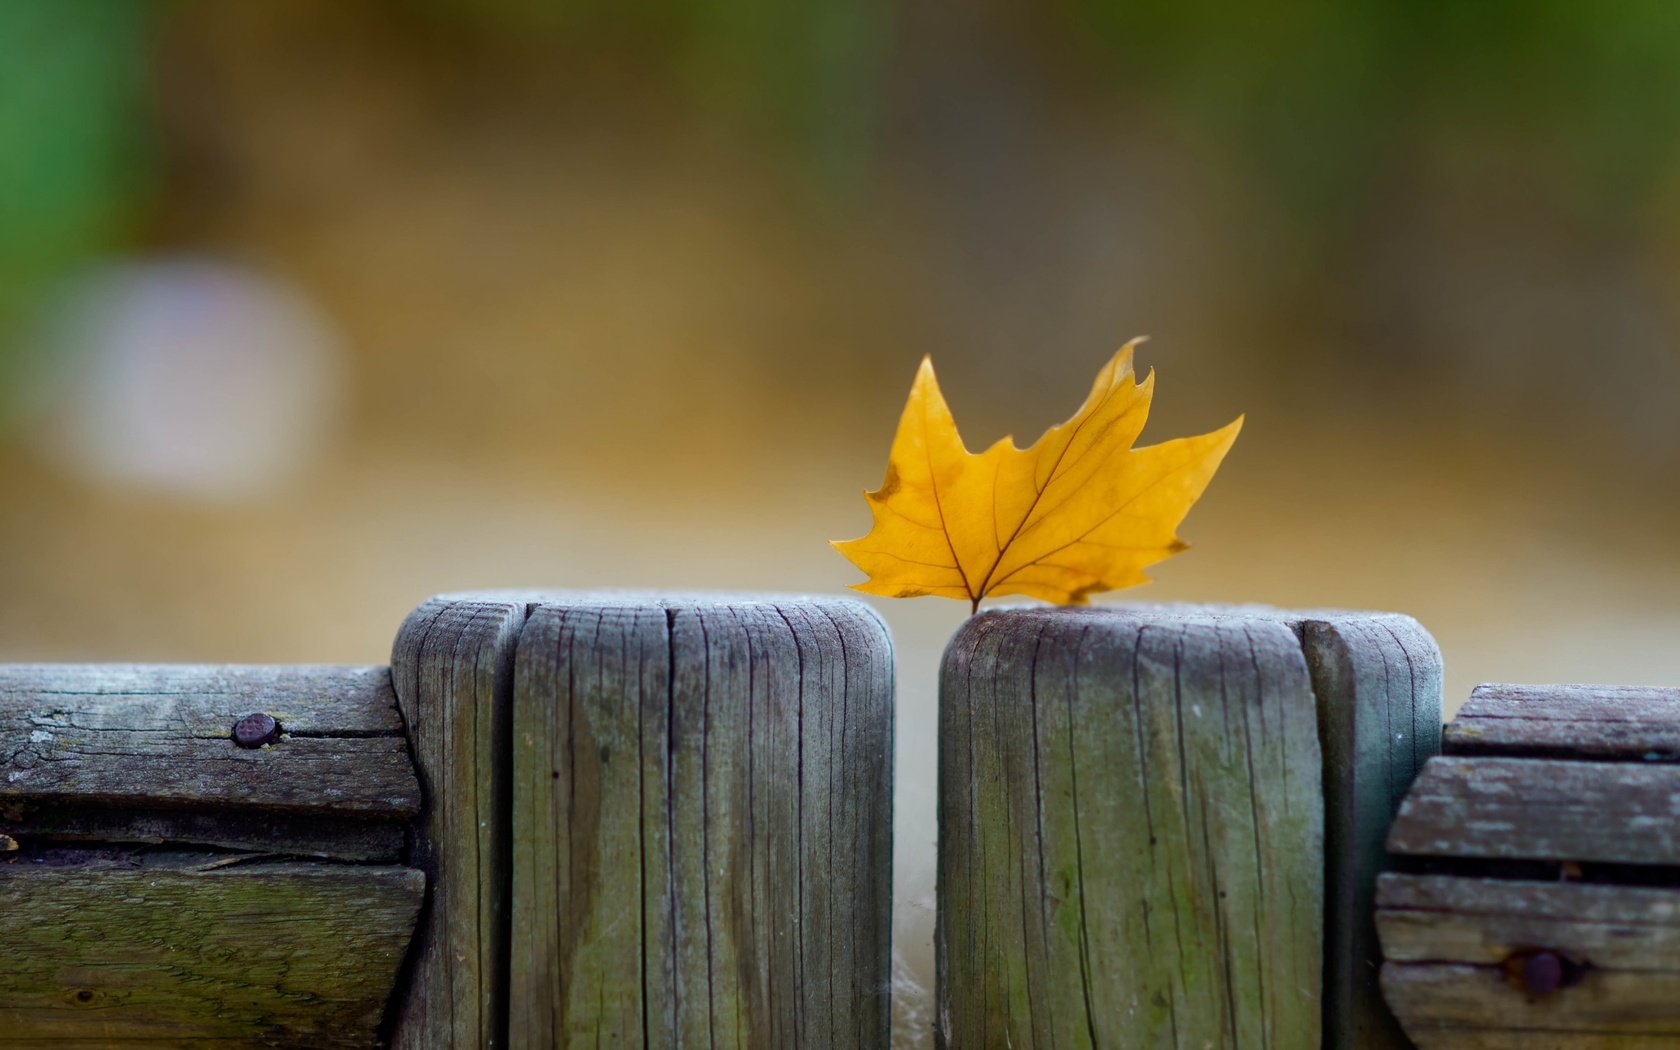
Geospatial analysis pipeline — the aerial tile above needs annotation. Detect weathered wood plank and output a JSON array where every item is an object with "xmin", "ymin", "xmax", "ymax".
[
  {"xmin": 936, "ymin": 606, "xmax": 1324, "ymax": 1049},
  {"xmin": 1, "ymin": 664, "xmax": 419, "ymax": 861},
  {"xmin": 0, "ymin": 664, "xmax": 418, "ymax": 815},
  {"xmin": 1378, "ymin": 873, "xmax": 1680, "ymax": 969},
  {"xmin": 1380, "ymin": 680, "xmax": 1680, "ymax": 1048},
  {"xmin": 389, "ymin": 596, "xmax": 527, "ymax": 1050},
  {"xmin": 1297, "ymin": 611, "xmax": 1443, "ymax": 1050},
  {"xmin": 1381, "ymin": 963, "xmax": 1680, "ymax": 1048},
  {"xmin": 507, "ymin": 593, "xmax": 894, "ymax": 1049},
  {"xmin": 1387, "ymin": 755, "xmax": 1680, "ymax": 866},
  {"xmin": 1447, "ymin": 683, "xmax": 1680, "ymax": 760},
  {"xmin": 0, "ymin": 853, "xmax": 423, "ymax": 1047}
]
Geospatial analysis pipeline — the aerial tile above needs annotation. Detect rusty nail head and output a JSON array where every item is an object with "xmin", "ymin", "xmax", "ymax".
[
  {"xmin": 233, "ymin": 713, "xmax": 279, "ymax": 748},
  {"xmin": 1521, "ymin": 951, "xmax": 1564, "ymax": 995},
  {"xmin": 1502, "ymin": 948, "xmax": 1579, "ymax": 997}
]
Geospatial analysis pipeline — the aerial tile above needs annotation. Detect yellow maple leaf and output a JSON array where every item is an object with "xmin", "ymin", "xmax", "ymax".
[{"xmin": 832, "ymin": 341, "xmax": 1242, "ymax": 612}]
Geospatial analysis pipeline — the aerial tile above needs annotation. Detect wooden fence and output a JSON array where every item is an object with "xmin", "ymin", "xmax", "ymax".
[
  {"xmin": 938, "ymin": 606, "xmax": 1440, "ymax": 1049},
  {"xmin": 2, "ymin": 593, "xmax": 893, "ymax": 1049},
  {"xmin": 2, "ymin": 594, "xmax": 1674, "ymax": 1047}
]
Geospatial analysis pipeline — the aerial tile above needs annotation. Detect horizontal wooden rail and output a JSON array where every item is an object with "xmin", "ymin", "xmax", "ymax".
[
  {"xmin": 0, "ymin": 664, "xmax": 423, "ymax": 1046},
  {"xmin": 1380, "ymin": 682, "xmax": 1680, "ymax": 1049}
]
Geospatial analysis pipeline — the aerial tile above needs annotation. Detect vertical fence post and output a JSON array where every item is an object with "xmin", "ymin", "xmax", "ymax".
[
  {"xmin": 936, "ymin": 604, "xmax": 1441, "ymax": 1050},
  {"xmin": 390, "ymin": 596, "xmax": 527, "ymax": 1050},
  {"xmin": 1302, "ymin": 613, "xmax": 1443, "ymax": 1049},
  {"xmin": 507, "ymin": 594, "xmax": 895, "ymax": 1048}
]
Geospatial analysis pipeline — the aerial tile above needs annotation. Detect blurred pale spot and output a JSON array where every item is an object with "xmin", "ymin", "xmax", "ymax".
[{"xmin": 22, "ymin": 258, "xmax": 346, "ymax": 500}]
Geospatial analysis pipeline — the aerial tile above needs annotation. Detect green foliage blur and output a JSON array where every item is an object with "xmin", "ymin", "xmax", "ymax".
[
  {"xmin": 0, "ymin": 1, "xmax": 161, "ymax": 409},
  {"xmin": 8, "ymin": 0, "xmax": 1680, "ymax": 391},
  {"xmin": 1069, "ymin": 0, "xmax": 1680, "ymax": 230}
]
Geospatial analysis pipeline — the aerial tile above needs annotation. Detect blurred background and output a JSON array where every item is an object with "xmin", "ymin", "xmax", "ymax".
[{"xmin": 5, "ymin": 1, "xmax": 1680, "ymax": 1042}]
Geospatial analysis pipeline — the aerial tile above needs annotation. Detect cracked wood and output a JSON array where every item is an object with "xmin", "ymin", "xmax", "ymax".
[
  {"xmin": 0, "ymin": 664, "xmax": 420, "ymax": 861},
  {"xmin": 936, "ymin": 606, "xmax": 1325, "ymax": 1049},
  {"xmin": 1387, "ymin": 755, "xmax": 1680, "ymax": 866},
  {"xmin": 935, "ymin": 604, "xmax": 1441, "ymax": 1050},
  {"xmin": 1446, "ymin": 683, "xmax": 1680, "ymax": 760},
  {"xmin": 1379, "ymin": 681, "xmax": 1680, "ymax": 1048},
  {"xmin": 1378, "ymin": 875, "xmax": 1680, "ymax": 1046},
  {"xmin": 507, "ymin": 593, "xmax": 895, "ymax": 1049},
  {"xmin": 388, "ymin": 596, "xmax": 526, "ymax": 1050}
]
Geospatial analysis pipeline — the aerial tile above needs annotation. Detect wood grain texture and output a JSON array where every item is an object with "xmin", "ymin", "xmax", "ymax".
[
  {"xmin": 1381, "ymin": 963, "xmax": 1680, "ymax": 1048},
  {"xmin": 936, "ymin": 606, "xmax": 1324, "ymax": 1049},
  {"xmin": 1447, "ymin": 683, "xmax": 1680, "ymax": 760},
  {"xmin": 1296, "ymin": 612, "xmax": 1443, "ymax": 1050},
  {"xmin": 1378, "ymin": 873, "xmax": 1680, "ymax": 969},
  {"xmin": 1380, "ymin": 681, "xmax": 1680, "ymax": 1048},
  {"xmin": 0, "ymin": 664, "xmax": 419, "ymax": 861},
  {"xmin": 0, "ymin": 852, "xmax": 423, "ymax": 1047},
  {"xmin": 389, "ymin": 596, "xmax": 527, "ymax": 1050},
  {"xmin": 1387, "ymin": 755, "xmax": 1680, "ymax": 866},
  {"xmin": 507, "ymin": 593, "xmax": 895, "ymax": 1049}
]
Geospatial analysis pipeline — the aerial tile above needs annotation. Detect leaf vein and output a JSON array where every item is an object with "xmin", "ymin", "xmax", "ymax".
[
  {"xmin": 989, "ymin": 455, "xmax": 1206, "ymax": 590},
  {"xmin": 973, "ymin": 361, "xmax": 1134, "ymax": 599}
]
